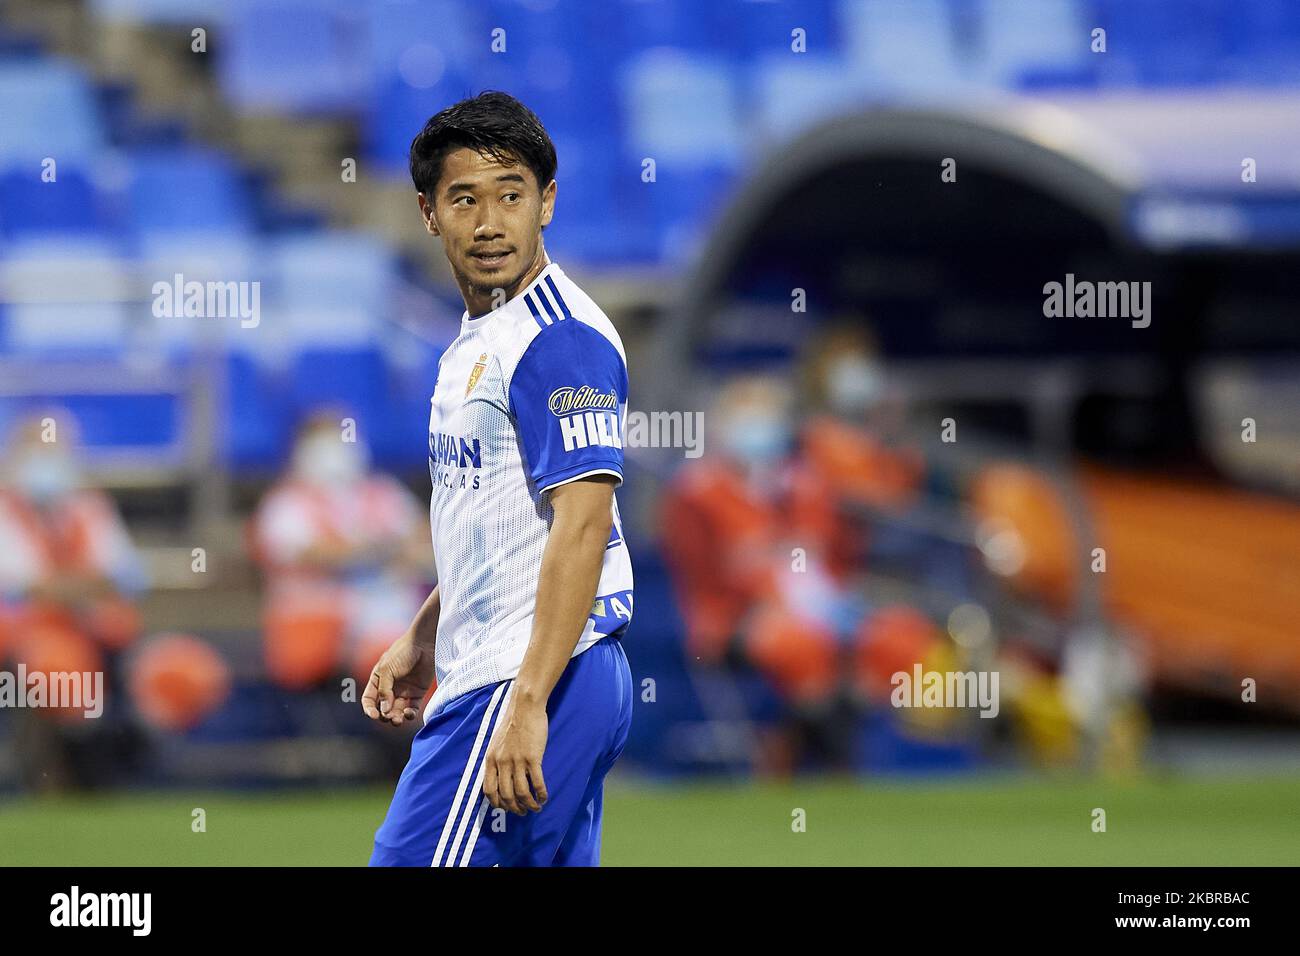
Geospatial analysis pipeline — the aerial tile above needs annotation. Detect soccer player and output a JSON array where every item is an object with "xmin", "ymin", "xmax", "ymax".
[{"xmin": 364, "ymin": 92, "xmax": 634, "ymax": 867}]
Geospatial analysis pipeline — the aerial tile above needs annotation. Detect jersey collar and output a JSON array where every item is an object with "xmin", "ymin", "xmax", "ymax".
[{"xmin": 460, "ymin": 260, "xmax": 563, "ymax": 331}]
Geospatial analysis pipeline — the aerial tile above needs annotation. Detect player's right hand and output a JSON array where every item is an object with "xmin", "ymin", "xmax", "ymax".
[{"xmin": 362, "ymin": 632, "xmax": 436, "ymax": 727}]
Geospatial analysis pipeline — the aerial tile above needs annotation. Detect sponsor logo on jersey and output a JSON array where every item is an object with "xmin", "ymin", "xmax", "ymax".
[
  {"xmin": 465, "ymin": 352, "xmax": 489, "ymax": 396},
  {"xmin": 549, "ymin": 386, "xmax": 622, "ymax": 452},
  {"xmin": 558, "ymin": 410, "xmax": 622, "ymax": 452},
  {"xmin": 589, "ymin": 588, "xmax": 634, "ymax": 635},
  {"xmin": 548, "ymin": 385, "xmax": 618, "ymax": 417},
  {"xmin": 428, "ymin": 431, "xmax": 482, "ymax": 468}
]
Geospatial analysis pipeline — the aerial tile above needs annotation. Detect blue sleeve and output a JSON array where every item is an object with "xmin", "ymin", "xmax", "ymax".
[{"xmin": 508, "ymin": 320, "xmax": 627, "ymax": 493}]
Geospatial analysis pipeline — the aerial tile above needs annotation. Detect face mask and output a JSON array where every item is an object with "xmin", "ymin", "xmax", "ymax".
[
  {"xmin": 296, "ymin": 437, "xmax": 366, "ymax": 486},
  {"xmin": 723, "ymin": 413, "xmax": 790, "ymax": 467},
  {"xmin": 827, "ymin": 357, "xmax": 884, "ymax": 415},
  {"xmin": 14, "ymin": 453, "xmax": 78, "ymax": 504}
]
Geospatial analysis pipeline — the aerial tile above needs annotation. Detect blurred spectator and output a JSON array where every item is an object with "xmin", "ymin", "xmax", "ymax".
[
  {"xmin": 661, "ymin": 324, "xmax": 950, "ymax": 774},
  {"xmin": 660, "ymin": 375, "xmax": 874, "ymax": 773},
  {"xmin": 0, "ymin": 411, "xmax": 149, "ymax": 788},
  {"xmin": 0, "ymin": 412, "xmax": 146, "ymax": 660},
  {"xmin": 250, "ymin": 410, "xmax": 431, "ymax": 692},
  {"xmin": 798, "ymin": 322, "xmax": 924, "ymax": 517}
]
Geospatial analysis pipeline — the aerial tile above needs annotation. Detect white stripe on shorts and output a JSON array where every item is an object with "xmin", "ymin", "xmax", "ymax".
[
  {"xmin": 446, "ymin": 683, "xmax": 514, "ymax": 866},
  {"xmin": 458, "ymin": 796, "xmax": 492, "ymax": 867},
  {"xmin": 430, "ymin": 681, "xmax": 508, "ymax": 867}
]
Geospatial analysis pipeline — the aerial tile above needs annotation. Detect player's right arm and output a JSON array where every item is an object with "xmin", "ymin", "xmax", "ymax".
[{"xmin": 362, "ymin": 584, "xmax": 439, "ymax": 727}]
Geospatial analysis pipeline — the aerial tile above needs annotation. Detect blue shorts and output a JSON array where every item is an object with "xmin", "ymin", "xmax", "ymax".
[{"xmin": 369, "ymin": 636, "xmax": 633, "ymax": 867}]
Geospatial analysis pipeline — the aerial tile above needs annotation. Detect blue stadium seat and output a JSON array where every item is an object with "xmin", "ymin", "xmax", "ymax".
[
  {"xmin": 369, "ymin": 344, "xmax": 443, "ymax": 469},
  {"xmin": 222, "ymin": 352, "xmax": 293, "ymax": 469},
  {"xmin": 1092, "ymin": 0, "xmax": 1227, "ymax": 87},
  {"xmin": 365, "ymin": 1, "xmax": 675, "ymax": 259},
  {"xmin": 838, "ymin": 0, "xmax": 970, "ymax": 93},
  {"xmin": 217, "ymin": 0, "xmax": 371, "ymax": 114},
  {"xmin": 136, "ymin": 234, "xmax": 265, "ymax": 357},
  {"xmin": 619, "ymin": 50, "xmax": 744, "ymax": 169},
  {"xmin": 365, "ymin": 67, "xmax": 477, "ymax": 173},
  {"xmin": 604, "ymin": 0, "xmax": 733, "ymax": 55},
  {"xmin": 0, "ymin": 59, "xmax": 105, "ymax": 167},
  {"xmin": 371, "ymin": 3, "xmax": 661, "ymax": 261},
  {"xmin": 979, "ymin": 0, "xmax": 1088, "ymax": 86},
  {"xmin": 479, "ymin": 0, "xmax": 587, "ymax": 45},
  {"xmin": 55, "ymin": 393, "xmax": 181, "ymax": 451},
  {"xmin": 127, "ymin": 146, "xmax": 254, "ymax": 237},
  {"xmin": 1223, "ymin": 0, "xmax": 1300, "ymax": 83},
  {"xmin": 365, "ymin": 0, "xmax": 481, "ymax": 75},
  {"xmin": 540, "ymin": 129, "xmax": 655, "ymax": 266},
  {"xmin": 471, "ymin": 0, "xmax": 620, "ymax": 131},
  {"xmin": 748, "ymin": 54, "xmax": 872, "ymax": 143},
  {"xmin": 0, "ymin": 167, "xmax": 119, "ymax": 241},
  {"xmin": 0, "ymin": 393, "xmax": 182, "ymax": 468},
  {"xmin": 0, "ymin": 239, "xmax": 131, "ymax": 358},
  {"xmin": 1222, "ymin": 0, "xmax": 1300, "ymax": 58},
  {"xmin": 723, "ymin": 0, "xmax": 844, "ymax": 61},
  {"xmin": 267, "ymin": 233, "xmax": 395, "ymax": 347},
  {"xmin": 626, "ymin": 160, "xmax": 739, "ymax": 266},
  {"xmin": 290, "ymin": 347, "xmax": 387, "ymax": 446}
]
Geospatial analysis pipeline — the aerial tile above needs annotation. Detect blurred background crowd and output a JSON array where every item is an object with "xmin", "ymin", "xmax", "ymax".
[{"xmin": 1, "ymin": 0, "xmax": 1298, "ymax": 798}]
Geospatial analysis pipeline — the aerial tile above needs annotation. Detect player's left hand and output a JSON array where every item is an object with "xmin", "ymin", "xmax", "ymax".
[{"xmin": 482, "ymin": 697, "xmax": 549, "ymax": 816}]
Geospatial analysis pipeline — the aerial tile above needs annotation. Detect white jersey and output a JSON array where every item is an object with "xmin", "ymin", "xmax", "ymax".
[{"xmin": 423, "ymin": 261, "xmax": 633, "ymax": 718}]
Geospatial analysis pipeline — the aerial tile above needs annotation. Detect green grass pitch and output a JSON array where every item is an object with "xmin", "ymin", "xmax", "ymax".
[{"xmin": 1, "ymin": 774, "xmax": 1296, "ymax": 866}]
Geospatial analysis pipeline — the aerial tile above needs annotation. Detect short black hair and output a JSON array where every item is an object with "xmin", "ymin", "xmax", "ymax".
[{"xmin": 409, "ymin": 91, "xmax": 557, "ymax": 198}]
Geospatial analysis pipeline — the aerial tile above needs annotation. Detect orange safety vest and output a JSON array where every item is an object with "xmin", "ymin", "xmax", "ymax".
[{"xmin": 0, "ymin": 488, "xmax": 141, "ymax": 653}]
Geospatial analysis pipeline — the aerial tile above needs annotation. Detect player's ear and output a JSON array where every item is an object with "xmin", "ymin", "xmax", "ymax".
[
  {"xmin": 417, "ymin": 193, "xmax": 440, "ymax": 237},
  {"xmin": 539, "ymin": 179, "xmax": 556, "ymax": 228}
]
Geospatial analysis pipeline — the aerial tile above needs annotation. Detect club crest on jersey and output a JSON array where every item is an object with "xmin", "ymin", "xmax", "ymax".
[{"xmin": 465, "ymin": 353, "xmax": 489, "ymax": 396}]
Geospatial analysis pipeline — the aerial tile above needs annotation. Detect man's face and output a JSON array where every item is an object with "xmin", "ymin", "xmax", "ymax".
[
  {"xmin": 418, "ymin": 147, "xmax": 555, "ymax": 303},
  {"xmin": 11, "ymin": 439, "xmax": 79, "ymax": 505}
]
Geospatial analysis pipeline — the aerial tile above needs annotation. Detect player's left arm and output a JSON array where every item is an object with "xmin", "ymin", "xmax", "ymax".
[
  {"xmin": 482, "ymin": 475, "xmax": 615, "ymax": 815},
  {"xmin": 484, "ymin": 318, "xmax": 628, "ymax": 816}
]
